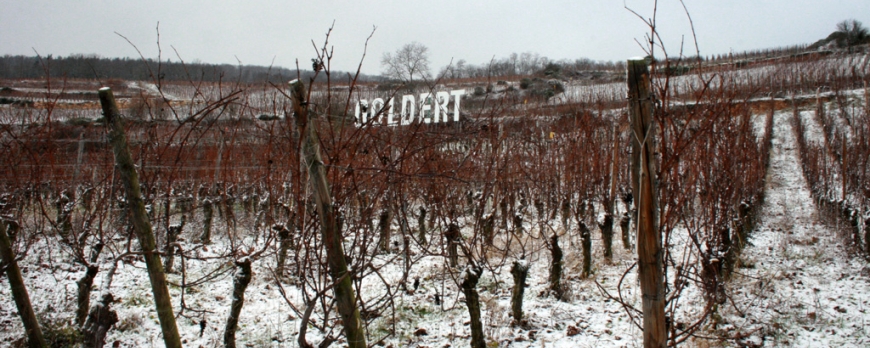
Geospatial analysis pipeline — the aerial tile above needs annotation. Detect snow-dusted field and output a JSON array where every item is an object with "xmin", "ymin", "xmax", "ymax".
[
  {"xmin": 714, "ymin": 110, "xmax": 870, "ymax": 347},
  {"xmin": 0, "ymin": 211, "xmax": 654, "ymax": 347}
]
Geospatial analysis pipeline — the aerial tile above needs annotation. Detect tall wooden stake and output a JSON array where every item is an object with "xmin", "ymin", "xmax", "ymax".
[
  {"xmin": 99, "ymin": 87, "xmax": 182, "ymax": 348},
  {"xmin": 627, "ymin": 59, "xmax": 665, "ymax": 348},
  {"xmin": 602, "ymin": 123, "xmax": 620, "ymax": 260},
  {"xmin": 0, "ymin": 221, "xmax": 46, "ymax": 348},
  {"xmin": 289, "ymin": 80, "xmax": 366, "ymax": 348}
]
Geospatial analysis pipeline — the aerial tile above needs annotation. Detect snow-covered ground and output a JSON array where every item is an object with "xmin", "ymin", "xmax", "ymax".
[
  {"xmin": 714, "ymin": 110, "xmax": 870, "ymax": 346},
  {"xmin": 127, "ymin": 81, "xmax": 183, "ymax": 102},
  {"xmin": 0, "ymin": 217, "xmax": 650, "ymax": 347}
]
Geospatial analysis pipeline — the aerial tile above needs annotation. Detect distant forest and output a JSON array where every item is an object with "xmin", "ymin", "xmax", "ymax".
[
  {"xmin": 0, "ymin": 41, "xmax": 824, "ymax": 87},
  {"xmin": 0, "ymin": 54, "xmax": 374, "ymax": 84}
]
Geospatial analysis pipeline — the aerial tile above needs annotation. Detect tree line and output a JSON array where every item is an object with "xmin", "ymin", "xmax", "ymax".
[
  {"xmin": 438, "ymin": 52, "xmax": 627, "ymax": 80},
  {"xmin": 0, "ymin": 54, "xmax": 375, "ymax": 84}
]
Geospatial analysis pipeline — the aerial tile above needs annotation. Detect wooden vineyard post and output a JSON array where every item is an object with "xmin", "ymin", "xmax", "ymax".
[
  {"xmin": 99, "ymin": 87, "xmax": 183, "ymax": 348},
  {"xmin": 841, "ymin": 134, "xmax": 846, "ymax": 202},
  {"xmin": 602, "ymin": 124, "xmax": 620, "ymax": 260},
  {"xmin": 0, "ymin": 221, "xmax": 46, "ymax": 348},
  {"xmin": 289, "ymin": 80, "xmax": 366, "ymax": 348},
  {"xmin": 627, "ymin": 59, "xmax": 665, "ymax": 348}
]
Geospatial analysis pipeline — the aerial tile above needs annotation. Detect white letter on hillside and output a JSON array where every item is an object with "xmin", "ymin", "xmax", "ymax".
[
  {"xmin": 435, "ymin": 91, "xmax": 450, "ymax": 123},
  {"xmin": 401, "ymin": 95, "xmax": 416, "ymax": 124},
  {"xmin": 354, "ymin": 100, "xmax": 369, "ymax": 124},
  {"xmin": 420, "ymin": 93, "xmax": 432, "ymax": 123},
  {"xmin": 387, "ymin": 97, "xmax": 395, "ymax": 125},
  {"xmin": 451, "ymin": 90, "xmax": 465, "ymax": 122},
  {"xmin": 372, "ymin": 98, "xmax": 385, "ymax": 125}
]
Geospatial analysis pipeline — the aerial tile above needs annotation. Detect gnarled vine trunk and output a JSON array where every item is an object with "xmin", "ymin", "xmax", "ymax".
[
  {"xmin": 510, "ymin": 260, "xmax": 530, "ymax": 325},
  {"xmin": 461, "ymin": 266, "xmax": 486, "ymax": 348},
  {"xmin": 224, "ymin": 258, "xmax": 253, "ymax": 348}
]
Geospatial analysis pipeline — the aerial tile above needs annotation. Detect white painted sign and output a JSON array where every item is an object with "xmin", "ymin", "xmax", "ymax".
[{"xmin": 354, "ymin": 90, "xmax": 466, "ymax": 126}]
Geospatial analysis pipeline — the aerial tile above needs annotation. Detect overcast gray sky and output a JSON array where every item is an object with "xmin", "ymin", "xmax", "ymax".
[{"xmin": 3, "ymin": 1, "xmax": 869, "ymax": 75}]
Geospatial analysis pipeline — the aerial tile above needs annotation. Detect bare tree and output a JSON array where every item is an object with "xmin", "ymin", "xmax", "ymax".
[
  {"xmin": 381, "ymin": 42, "xmax": 430, "ymax": 83},
  {"xmin": 836, "ymin": 19, "xmax": 869, "ymax": 52}
]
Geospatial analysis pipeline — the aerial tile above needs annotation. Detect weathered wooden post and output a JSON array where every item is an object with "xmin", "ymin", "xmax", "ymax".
[
  {"xmin": 0, "ymin": 221, "xmax": 46, "ymax": 348},
  {"xmin": 99, "ymin": 87, "xmax": 182, "ymax": 348},
  {"xmin": 602, "ymin": 124, "xmax": 620, "ymax": 260},
  {"xmin": 841, "ymin": 133, "xmax": 846, "ymax": 202},
  {"xmin": 627, "ymin": 59, "xmax": 665, "ymax": 348},
  {"xmin": 288, "ymin": 80, "xmax": 366, "ymax": 348},
  {"xmin": 73, "ymin": 133, "xmax": 86, "ymax": 183}
]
